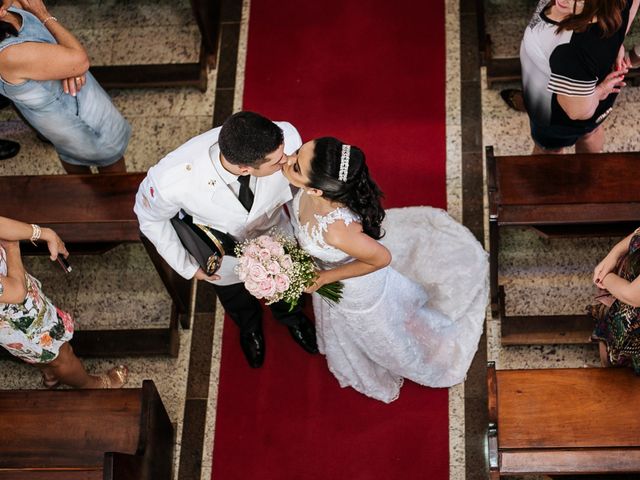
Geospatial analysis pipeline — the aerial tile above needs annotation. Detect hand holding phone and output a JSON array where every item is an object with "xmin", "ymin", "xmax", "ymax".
[{"xmin": 56, "ymin": 254, "xmax": 72, "ymax": 273}]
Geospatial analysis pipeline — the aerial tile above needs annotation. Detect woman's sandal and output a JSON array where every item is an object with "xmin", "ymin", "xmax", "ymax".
[
  {"xmin": 98, "ymin": 365, "xmax": 129, "ymax": 389},
  {"xmin": 499, "ymin": 88, "xmax": 527, "ymax": 112}
]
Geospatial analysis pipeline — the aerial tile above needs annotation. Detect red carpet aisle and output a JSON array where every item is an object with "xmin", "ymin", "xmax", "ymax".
[{"xmin": 212, "ymin": 1, "xmax": 448, "ymax": 479}]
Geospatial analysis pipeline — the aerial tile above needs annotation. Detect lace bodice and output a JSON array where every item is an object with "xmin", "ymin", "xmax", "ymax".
[{"xmin": 292, "ymin": 190, "xmax": 361, "ymax": 266}]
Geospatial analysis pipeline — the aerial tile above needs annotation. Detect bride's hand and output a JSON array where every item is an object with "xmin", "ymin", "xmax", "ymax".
[{"xmin": 304, "ymin": 271, "xmax": 327, "ymax": 294}]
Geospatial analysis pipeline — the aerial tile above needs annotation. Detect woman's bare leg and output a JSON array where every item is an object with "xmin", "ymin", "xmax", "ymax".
[
  {"xmin": 37, "ymin": 342, "xmax": 127, "ymax": 388},
  {"xmin": 61, "ymin": 161, "xmax": 91, "ymax": 174},
  {"xmin": 98, "ymin": 156, "xmax": 126, "ymax": 173},
  {"xmin": 532, "ymin": 143, "xmax": 565, "ymax": 155},
  {"xmin": 598, "ymin": 341, "xmax": 611, "ymax": 367},
  {"xmin": 575, "ymin": 125, "xmax": 604, "ymax": 153}
]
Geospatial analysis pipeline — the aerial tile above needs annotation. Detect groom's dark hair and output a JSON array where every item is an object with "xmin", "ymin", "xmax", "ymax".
[{"xmin": 219, "ymin": 111, "xmax": 284, "ymax": 167}]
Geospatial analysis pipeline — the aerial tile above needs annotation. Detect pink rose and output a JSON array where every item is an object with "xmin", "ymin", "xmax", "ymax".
[
  {"xmin": 248, "ymin": 264, "xmax": 268, "ymax": 282},
  {"xmin": 245, "ymin": 279, "xmax": 261, "ymax": 297},
  {"xmin": 266, "ymin": 261, "xmax": 281, "ymax": 275},
  {"xmin": 241, "ymin": 255, "xmax": 256, "ymax": 270},
  {"xmin": 280, "ymin": 255, "xmax": 293, "ymax": 270},
  {"xmin": 256, "ymin": 235, "xmax": 272, "ymax": 247},
  {"xmin": 275, "ymin": 273, "xmax": 290, "ymax": 293},
  {"xmin": 258, "ymin": 278, "xmax": 277, "ymax": 299},
  {"xmin": 244, "ymin": 243, "xmax": 260, "ymax": 258},
  {"xmin": 258, "ymin": 248, "xmax": 272, "ymax": 261},
  {"xmin": 269, "ymin": 243, "xmax": 285, "ymax": 257}
]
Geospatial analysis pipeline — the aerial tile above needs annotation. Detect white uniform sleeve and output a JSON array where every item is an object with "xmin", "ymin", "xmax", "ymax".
[{"xmin": 134, "ymin": 173, "xmax": 200, "ymax": 280}]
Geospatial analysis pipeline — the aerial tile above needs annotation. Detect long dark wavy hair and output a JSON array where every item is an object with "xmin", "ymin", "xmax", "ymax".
[
  {"xmin": 556, "ymin": 0, "xmax": 628, "ymax": 37},
  {"xmin": 307, "ymin": 137, "xmax": 385, "ymax": 240},
  {"xmin": 0, "ymin": 20, "xmax": 18, "ymax": 42}
]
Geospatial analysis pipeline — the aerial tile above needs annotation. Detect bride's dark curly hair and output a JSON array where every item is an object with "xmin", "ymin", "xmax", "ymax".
[{"xmin": 307, "ymin": 137, "xmax": 385, "ymax": 240}]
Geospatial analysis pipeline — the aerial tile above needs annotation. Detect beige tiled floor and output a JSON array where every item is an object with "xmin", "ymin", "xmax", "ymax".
[{"xmin": 444, "ymin": 0, "xmax": 467, "ymax": 478}]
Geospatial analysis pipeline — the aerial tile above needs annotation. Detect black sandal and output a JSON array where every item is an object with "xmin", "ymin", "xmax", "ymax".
[{"xmin": 499, "ymin": 89, "xmax": 526, "ymax": 112}]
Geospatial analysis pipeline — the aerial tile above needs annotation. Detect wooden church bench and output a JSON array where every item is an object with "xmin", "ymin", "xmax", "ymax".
[
  {"xmin": 486, "ymin": 146, "xmax": 640, "ymax": 345},
  {"xmin": 487, "ymin": 363, "xmax": 640, "ymax": 478},
  {"xmin": 0, "ymin": 380, "xmax": 174, "ymax": 480},
  {"xmin": 0, "ymin": 173, "xmax": 193, "ymax": 358}
]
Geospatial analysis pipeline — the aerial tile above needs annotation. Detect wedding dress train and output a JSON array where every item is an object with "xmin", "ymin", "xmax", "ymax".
[{"xmin": 292, "ymin": 191, "xmax": 489, "ymax": 403}]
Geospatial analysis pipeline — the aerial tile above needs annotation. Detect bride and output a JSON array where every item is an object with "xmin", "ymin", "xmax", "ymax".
[{"xmin": 282, "ymin": 137, "xmax": 489, "ymax": 403}]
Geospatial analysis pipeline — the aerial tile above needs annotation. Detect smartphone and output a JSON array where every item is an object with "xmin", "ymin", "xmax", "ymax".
[{"xmin": 56, "ymin": 254, "xmax": 72, "ymax": 273}]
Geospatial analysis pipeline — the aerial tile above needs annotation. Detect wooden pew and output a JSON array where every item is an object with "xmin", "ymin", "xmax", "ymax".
[
  {"xmin": 486, "ymin": 146, "xmax": 640, "ymax": 345},
  {"xmin": 0, "ymin": 173, "xmax": 194, "ymax": 358},
  {"xmin": 0, "ymin": 380, "xmax": 174, "ymax": 480},
  {"xmin": 487, "ymin": 363, "xmax": 640, "ymax": 478}
]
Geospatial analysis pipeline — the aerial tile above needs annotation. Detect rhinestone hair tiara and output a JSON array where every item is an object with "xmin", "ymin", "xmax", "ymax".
[{"xmin": 338, "ymin": 144, "xmax": 351, "ymax": 182}]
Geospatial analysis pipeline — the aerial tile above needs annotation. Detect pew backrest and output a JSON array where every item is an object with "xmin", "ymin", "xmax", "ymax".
[
  {"xmin": 487, "ymin": 147, "xmax": 640, "ymax": 225},
  {"xmin": 0, "ymin": 380, "xmax": 173, "ymax": 480},
  {"xmin": 0, "ymin": 173, "xmax": 145, "ymax": 243}
]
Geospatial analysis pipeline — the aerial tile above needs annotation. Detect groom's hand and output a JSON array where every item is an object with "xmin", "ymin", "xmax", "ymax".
[{"xmin": 194, "ymin": 268, "xmax": 220, "ymax": 283}]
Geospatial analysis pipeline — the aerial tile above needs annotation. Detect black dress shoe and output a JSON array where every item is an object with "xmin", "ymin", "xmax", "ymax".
[
  {"xmin": 0, "ymin": 139, "xmax": 19, "ymax": 160},
  {"xmin": 240, "ymin": 330, "xmax": 265, "ymax": 368},
  {"xmin": 288, "ymin": 316, "xmax": 319, "ymax": 354}
]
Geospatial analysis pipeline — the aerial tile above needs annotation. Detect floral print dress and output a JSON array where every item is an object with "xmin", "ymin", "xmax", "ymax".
[
  {"xmin": 590, "ymin": 230, "xmax": 640, "ymax": 373},
  {"xmin": 0, "ymin": 247, "xmax": 73, "ymax": 364}
]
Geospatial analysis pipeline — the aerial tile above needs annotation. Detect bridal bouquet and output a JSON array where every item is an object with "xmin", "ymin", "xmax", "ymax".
[{"xmin": 235, "ymin": 232, "xmax": 343, "ymax": 309}]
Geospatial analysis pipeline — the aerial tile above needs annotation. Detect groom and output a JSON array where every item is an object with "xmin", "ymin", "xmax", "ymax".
[{"xmin": 134, "ymin": 111, "xmax": 318, "ymax": 367}]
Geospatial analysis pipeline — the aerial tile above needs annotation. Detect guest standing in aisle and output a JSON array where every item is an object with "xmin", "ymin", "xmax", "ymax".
[
  {"xmin": 0, "ymin": 0, "xmax": 130, "ymax": 173},
  {"xmin": 520, "ymin": 0, "xmax": 639, "ymax": 153}
]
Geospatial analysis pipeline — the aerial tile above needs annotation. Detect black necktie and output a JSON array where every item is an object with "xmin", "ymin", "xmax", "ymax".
[{"xmin": 237, "ymin": 175, "xmax": 254, "ymax": 212}]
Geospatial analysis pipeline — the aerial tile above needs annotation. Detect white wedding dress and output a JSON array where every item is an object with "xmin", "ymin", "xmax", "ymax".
[{"xmin": 291, "ymin": 190, "xmax": 489, "ymax": 403}]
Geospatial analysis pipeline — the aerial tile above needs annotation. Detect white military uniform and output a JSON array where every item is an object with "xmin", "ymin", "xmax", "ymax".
[{"xmin": 134, "ymin": 122, "xmax": 302, "ymax": 285}]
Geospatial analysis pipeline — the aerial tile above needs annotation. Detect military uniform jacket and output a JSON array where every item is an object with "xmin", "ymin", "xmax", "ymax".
[{"xmin": 134, "ymin": 122, "xmax": 302, "ymax": 285}]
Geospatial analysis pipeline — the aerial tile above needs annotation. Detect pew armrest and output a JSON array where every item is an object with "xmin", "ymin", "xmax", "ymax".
[
  {"xmin": 135, "ymin": 380, "xmax": 175, "ymax": 480},
  {"xmin": 104, "ymin": 452, "xmax": 143, "ymax": 480}
]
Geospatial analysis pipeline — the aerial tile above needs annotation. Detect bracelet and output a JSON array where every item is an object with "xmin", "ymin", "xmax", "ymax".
[
  {"xmin": 30, "ymin": 224, "xmax": 41, "ymax": 246},
  {"xmin": 42, "ymin": 16, "xmax": 57, "ymax": 27}
]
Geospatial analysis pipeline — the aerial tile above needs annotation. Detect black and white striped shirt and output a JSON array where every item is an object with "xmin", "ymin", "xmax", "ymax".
[{"xmin": 520, "ymin": 0, "xmax": 630, "ymax": 130}]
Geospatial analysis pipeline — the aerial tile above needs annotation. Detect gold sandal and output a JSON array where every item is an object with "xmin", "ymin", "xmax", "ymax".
[{"xmin": 99, "ymin": 365, "xmax": 129, "ymax": 389}]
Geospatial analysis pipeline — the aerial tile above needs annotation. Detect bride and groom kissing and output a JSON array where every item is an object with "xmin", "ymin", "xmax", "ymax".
[{"xmin": 134, "ymin": 111, "xmax": 489, "ymax": 403}]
